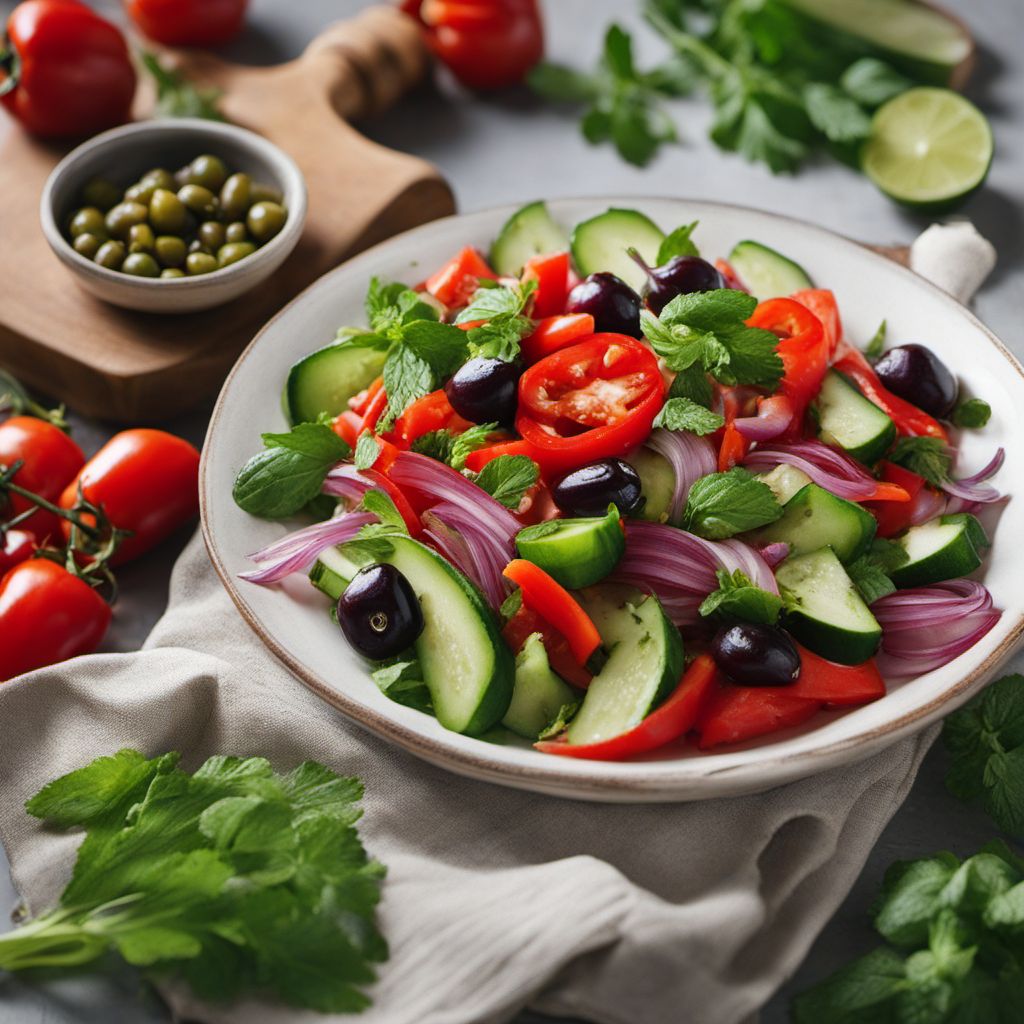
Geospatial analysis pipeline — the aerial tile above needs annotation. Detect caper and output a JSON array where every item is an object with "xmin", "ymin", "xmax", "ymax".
[
  {"xmin": 225, "ymin": 221, "xmax": 249, "ymax": 244},
  {"xmin": 198, "ymin": 220, "xmax": 226, "ymax": 251},
  {"xmin": 177, "ymin": 184, "xmax": 218, "ymax": 217},
  {"xmin": 94, "ymin": 240, "xmax": 126, "ymax": 270},
  {"xmin": 128, "ymin": 223, "xmax": 156, "ymax": 254},
  {"xmin": 125, "ymin": 181, "xmax": 157, "ymax": 205},
  {"xmin": 122, "ymin": 252, "xmax": 161, "ymax": 278},
  {"xmin": 217, "ymin": 241, "xmax": 256, "ymax": 267},
  {"xmin": 184, "ymin": 154, "xmax": 229, "ymax": 192},
  {"xmin": 139, "ymin": 167, "xmax": 176, "ymax": 191},
  {"xmin": 250, "ymin": 182, "xmax": 284, "ymax": 205},
  {"xmin": 246, "ymin": 201, "xmax": 287, "ymax": 244},
  {"xmin": 69, "ymin": 207, "xmax": 106, "ymax": 238},
  {"xmin": 154, "ymin": 235, "xmax": 187, "ymax": 268},
  {"xmin": 149, "ymin": 189, "xmax": 187, "ymax": 234},
  {"xmin": 186, "ymin": 252, "xmax": 219, "ymax": 276},
  {"xmin": 219, "ymin": 173, "xmax": 252, "ymax": 220},
  {"xmin": 105, "ymin": 201, "xmax": 149, "ymax": 239},
  {"xmin": 81, "ymin": 177, "xmax": 121, "ymax": 212},
  {"xmin": 73, "ymin": 232, "xmax": 104, "ymax": 259},
  {"xmin": 161, "ymin": 268, "xmax": 186, "ymax": 279}
]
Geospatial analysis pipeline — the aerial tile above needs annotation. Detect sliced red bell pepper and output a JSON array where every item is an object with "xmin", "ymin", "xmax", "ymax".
[
  {"xmin": 520, "ymin": 313, "xmax": 595, "ymax": 364},
  {"xmin": 791, "ymin": 288, "xmax": 842, "ymax": 357},
  {"xmin": 349, "ymin": 376, "xmax": 384, "ymax": 417},
  {"xmin": 501, "ymin": 603, "xmax": 592, "ymax": 689},
  {"xmin": 715, "ymin": 257, "xmax": 746, "ymax": 292},
  {"xmin": 463, "ymin": 437, "xmax": 532, "ymax": 473},
  {"xmin": 717, "ymin": 387, "xmax": 752, "ymax": 471},
  {"xmin": 362, "ymin": 467, "xmax": 421, "ymax": 536},
  {"xmin": 503, "ymin": 559, "xmax": 600, "ymax": 665},
  {"xmin": 535, "ymin": 653, "xmax": 719, "ymax": 760},
  {"xmin": 424, "ymin": 246, "xmax": 497, "ymax": 308},
  {"xmin": 749, "ymin": 644, "xmax": 886, "ymax": 707},
  {"xmin": 332, "ymin": 410, "xmax": 362, "ymax": 448},
  {"xmin": 522, "ymin": 251, "xmax": 571, "ymax": 319},
  {"xmin": 358, "ymin": 383, "xmax": 390, "ymax": 436},
  {"xmin": 696, "ymin": 686, "xmax": 821, "ymax": 749},
  {"xmin": 833, "ymin": 342, "xmax": 948, "ymax": 441},
  {"xmin": 866, "ymin": 462, "xmax": 926, "ymax": 536}
]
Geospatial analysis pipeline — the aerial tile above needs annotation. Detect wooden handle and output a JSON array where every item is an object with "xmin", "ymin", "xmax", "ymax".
[{"xmin": 302, "ymin": 5, "xmax": 430, "ymax": 121}]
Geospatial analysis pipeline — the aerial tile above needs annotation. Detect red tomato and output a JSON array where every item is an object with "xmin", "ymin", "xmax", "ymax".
[
  {"xmin": 0, "ymin": 559, "xmax": 110, "ymax": 681},
  {"xmin": 332, "ymin": 411, "xmax": 362, "ymax": 448},
  {"xmin": 501, "ymin": 603, "xmax": 592, "ymax": 689},
  {"xmin": 536, "ymin": 654, "xmax": 718, "ymax": 760},
  {"xmin": 747, "ymin": 645, "xmax": 886, "ymax": 707},
  {"xmin": 463, "ymin": 438, "xmax": 532, "ymax": 473},
  {"xmin": 791, "ymin": 288, "xmax": 842, "ymax": 357},
  {"xmin": 1, "ymin": 0, "xmax": 136, "ymax": 139},
  {"xmin": 384, "ymin": 390, "xmax": 474, "ymax": 449},
  {"xmin": 124, "ymin": 0, "xmax": 249, "ymax": 46},
  {"xmin": 520, "ymin": 313, "xmax": 595, "ymax": 365},
  {"xmin": 0, "ymin": 416, "xmax": 85, "ymax": 544},
  {"xmin": 866, "ymin": 462, "xmax": 927, "ymax": 537},
  {"xmin": 59, "ymin": 429, "xmax": 200, "ymax": 565},
  {"xmin": 424, "ymin": 247, "xmax": 497, "ymax": 308},
  {"xmin": 516, "ymin": 334, "xmax": 666, "ymax": 475},
  {"xmin": 402, "ymin": 0, "xmax": 544, "ymax": 90},
  {"xmin": 522, "ymin": 251, "xmax": 571, "ymax": 319},
  {"xmin": 696, "ymin": 686, "xmax": 821, "ymax": 749},
  {"xmin": 0, "ymin": 529, "xmax": 35, "ymax": 577}
]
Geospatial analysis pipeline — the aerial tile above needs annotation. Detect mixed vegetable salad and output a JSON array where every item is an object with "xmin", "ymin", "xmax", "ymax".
[{"xmin": 233, "ymin": 201, "xmax": 1004, "ymax": 760}]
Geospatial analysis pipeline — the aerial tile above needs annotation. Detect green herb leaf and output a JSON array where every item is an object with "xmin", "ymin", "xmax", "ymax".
[
  {"xmin": 668, "ymin": 364, "xmax": 715, "ymax": 409},
  {"xmin": 365, "ymin": 278, "xmax": 438, "ymax": 334},
  {"xmin": 888, "ymin": 437, "xmax": 953, "ymax": 488},
  {"xmin": 864, "ymin": 319, "xmax": 887, "ymax": 360},
  {"xmin": 371, "ymin": 660, "xmax": 433, "ymax": 714},
  {"xmin": 538, "ymin": 702, "xmax": 581, "ymax": 741},
  {"xmin": 456, "ymin": 280, "xmax": 536, "ymax": 325},
  {"xmin": 471, "ymin": 455, "xmax": 540, "ymax": 509},
  {"xmin": 657, "ymin": 220, "xmax": 700, "ymax": 263},
  {"xmin": 681, "ymin": 468, "xmax": 782, "ymax": 539},
  {"xmin": 653, "ymin": 396, "xmax": 724, "ymax": 435},
  {"xmin": 803, "ymin": 82, "xmax": 872, "ymax": 144},
  {"xmin": 411, "ymin": 422, "xmax": 497, "ymax": 472},
  {"xmin": 499, "ymin": 587, "xmax": 523, "ymax": 623},
  {"xmin": 792, "ymin": 946, "xmax": 908, "ymax": 1024},
  {"xmin": 846, "ymin": 538, "xmax": 909, "ymax": 604},
  {"xmin": 142, "ymin": 53, "xmax": 225, "ymax": 122},
  {"xmin": 699, "ymin": 569, "xmax": 783, "ymax": 625},
  {"xmin": 953, "ymin": 399, "xmax": 992, "ymax": 430},
  {"xmin": 233, "ymin": 424, "xmax": 350, "ymax": 519},
  {"xmin": 381, "ymin": 344, "xmax": 434, "ymax": 430},
  {"xmin": 354, "ymin": 431, "xmax": 381, "ymax": 471},
  {"xmin": 840, "ymin": 58, "xmax": 913, "ymax": 108}
]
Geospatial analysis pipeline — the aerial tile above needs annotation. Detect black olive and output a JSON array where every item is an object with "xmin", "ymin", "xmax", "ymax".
[
  {"xmin": 710, "ymin": 623, "xmax": 801, "ymax": 687},
  {"xmin": 552, "ymin": 458, "xmax": 642, "ymax": 517},
  {"xmin": 565, "ymin": 272, "xmax": 643, "ymax": 337},
  {"xmin": 337, "ymin": 564, "xmax": 424, "ymax": 660},
  {"xmin": 873, "ymin": 344, "xmax": 959, "ymax": 419},
  {"xmin": 444, "ymin": 357, "xmax": 520, "ymax": 426},
  {"xmin": 630, "ymin": 251, "xmax": 725, "ymax": 314}
]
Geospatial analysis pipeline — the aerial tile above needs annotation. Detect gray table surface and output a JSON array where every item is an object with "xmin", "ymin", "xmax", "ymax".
[{"xmin": 1, "ymin": 0, "xmax": 1022, "ymax": 1021}]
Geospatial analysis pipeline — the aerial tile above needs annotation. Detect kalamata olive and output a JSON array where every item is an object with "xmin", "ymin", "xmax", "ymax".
[
  {"xmin": 552, "ymin": 458, "xmax": 642, "ymax": 517},
  {"xmin": 710, "ymin": 623, "xmax": 801, "ymax": 687},
  {"xmin": 564, "ymin": 272, "xmax": 642, "ymax": 337},
  {"xmin": 337, "ymin": 563, "xmax": 424, "ymax": 660},
  {"xmin": 630, "ymin": 250, "xmax": 725, "ymax": 314},
  {"xmin": 444, "ymin": 357, "xmax": 520, "ymax": 426},
  {"xmin": 873, "ymin": 344, "xmax": 959, "ymax": 418}
]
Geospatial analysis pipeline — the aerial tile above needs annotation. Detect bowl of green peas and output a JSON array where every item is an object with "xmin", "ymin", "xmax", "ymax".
[{"xmin": 41, "ymin": 118, "xmax": 307, "ymax": 314}]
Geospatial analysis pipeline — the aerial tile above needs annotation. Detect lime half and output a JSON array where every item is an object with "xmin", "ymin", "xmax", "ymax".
[{"xmin": 862, "ymin": 87, "xmax": 993, "ymax": 210}]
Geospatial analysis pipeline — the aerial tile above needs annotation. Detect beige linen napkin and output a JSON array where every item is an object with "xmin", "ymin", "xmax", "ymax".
[{"xmin": 0, "ymin": 225, "xmax": 994, "ymax": 1024}]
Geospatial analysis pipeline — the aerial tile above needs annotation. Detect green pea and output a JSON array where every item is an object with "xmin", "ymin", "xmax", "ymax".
[
  {"xmin": 177, "ymin": 184, "xmax": 218, "ymax": 217},
  {"xmin": 105, "ymin": 201, "xmax": 149, "ymax": 239},
  {"xmin": 246, "ymin": 201, "xmax": 287, "ymax": 244},
  {"xmin": 217, "ymin": 241, "xmax": 256, "ymax": 267},
  {"xmin": 154, "ymin": 235, "xmax": 187, "ymax": 268},
  {"xmin": 186, "ymin": 252, "xmax": 219, "ymax": 276},
  {"xmin": 225, "ymin": 221, "xmax": 249, "ymax": 244},
  {"xmin": 219, "ymin": 173, "xmax": 252, "ymax": 220},
  {"xmin": 250, "ymin": 182, "xmax": 284, "ymax": 205},
  {"xmin": 161, "ymin": 268, "xmax": 186, "ymax": 279},
  {"xmin": 184, "ymin": 154, "xmax": 229, "ymax": 192},
  {"xmin": 73, "ymin": 232, "xmax": 104, "ymax": 259},
  {"xmin": 198, "ymin": 220, "xmax": 226, "ymax": 251},
  {"xmin": 122, "ymin": 252, "xmax": 161, "ymax": 278},
  {"xmin": 125, "ymin": 181, "xmax": 157, "ymax": 205},
  {"xmin": 69, "ymin": 207, "xmax": 106, "ymax": 238},
  {"xmin": 140, "ymin": 167, "xmax": 175, "ymax": 191},
  {"xmin": 81, "ymin": 177, "xmax": 121, "ymax": 212},
  {"xmin": 149, "ymin": 189, "xmax": 187, "ymax": 234},
  {"xmin": 128, "ymin": 223, "xmax": 156, "ymax": 254},
  {"xmin": 94, "ymin": 240, "xmax": 126, "ymax": 270}
]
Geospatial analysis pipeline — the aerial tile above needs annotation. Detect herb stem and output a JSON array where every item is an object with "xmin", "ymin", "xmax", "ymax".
[
  {"xmin": 644, "ymin": 8, "xmax": 733, "ymax": 81},
  {"xmin": 0, "ymin": 910, "xmax": 107, "ymax": 970}
]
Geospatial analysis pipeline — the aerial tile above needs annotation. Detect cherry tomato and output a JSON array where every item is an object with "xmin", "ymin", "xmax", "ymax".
[
  {"xmin": 0, "ymin": 0, "xmax": 136, "ymax": 139},
  {"xmin": 0, "ymin": 558, "xmax": 110, "ymax": 681},
  {"xmin": 0, "ymin": 529, "xmax": 34, "ymax": 577},
  {"xmin": 516, "ymin": 334, "xmax": 666, "ymax": 475},
  {"xmin": 424, "ymin": 247, "xmax": 497, "ymax": 308},
  {"xmin": 124, "ymin": 0, "xmax": 249, "ymax": 46},
  {"xmin": 0, "ymin": 416, "xmax": 85, "ymax": 544},
  {"xmin": 402, "ymin": 0, "xmax": 543, "ymax": 90},
  {"xmin": 59, "ymin": 429, "xmax": 200, "ymax": 565}
]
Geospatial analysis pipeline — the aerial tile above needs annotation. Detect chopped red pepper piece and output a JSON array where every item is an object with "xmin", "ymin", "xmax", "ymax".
[
  {"xmin": 384, "ymin": 390, "xmax": 474, "ymax": 449},
  {"xmin": 424, "ymin": 246, "xmax": 497, "ymax": 308},
  {"xmin": 522, "ymin": 251, "xmax": 572, "ymax": 319},
  {"xmin": 520, "ymin": 313, "xmax": 595, "ymax": 364},
  {"xmin": 463, "ymin": 438, "xmax": 533, "ymax": 473},
  {"xmin": 791, "ymin": 288, "xmax": 842, "ymax": 357},
  {"xmin": 501, "ymin": 603, "xmax": 592, "ymax": 689},
  {"xmin": 752, "ymin": 645, "xmax": 886, "ymax": 707},
  {"xmin": 696, "ymin": 686, "xmax": 821, "ymax": 749}
]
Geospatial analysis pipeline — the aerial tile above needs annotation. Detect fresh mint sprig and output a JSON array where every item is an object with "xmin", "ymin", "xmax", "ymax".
[
  {"xmin": 699, "ymin": 569, "xmax": 783, "ymax": 624},
  {"xmin": 681, "ymin": 467, "xmax": 782, "ymax": 540}
]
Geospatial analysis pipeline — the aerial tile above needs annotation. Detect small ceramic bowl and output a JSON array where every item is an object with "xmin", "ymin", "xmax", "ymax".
[{"xmin": 40, "ymin": 118, "xmax": 307, "ymax": 315}]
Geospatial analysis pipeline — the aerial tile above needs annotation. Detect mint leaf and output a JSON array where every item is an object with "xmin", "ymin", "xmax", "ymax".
[
  {"xmin": 953, "ymin": 399, "xmax": 992, "ymax": 430},
  {"xmin": 840, "ymin": 58, "xmax": 913, "ymax": 108},
  {"xmin": 343, "ymin": 491, "xmax": 409, "ymax": 561},
  {"xmin": 233, "ymin": 423, "xmax": 349, "ymax": 519},
  {"xmin": 466, "ymin": 317, "xmax": 534, "ymax": 362},
  {"xmin": 471, "ymin": 454, "xmax": 539, "ymax": 509},
  {"xmin": 365, "ymin": 277, "xmax": 438, "ymax": 334},
  {"xmin": 402, "ymin": 320, "xmax": 470, "ymax": 378},
  {"xmin": 657, "ymin": 220, "xmax": 700, "ymax": 263},
  {"xmin": 888, "ymin": 436, "xmax": 952, "ymax": 488},
  {"xmin": 864, "ymin": 319, "xmax": 887, "ymax": 360},
  {"xmin": 698, "ymin": 569, "xmax": 783, "ymax": 625},
  {"xmin": 681, "ymin": 468, "xmax": 782, "ymax": 539},
  {"xmin": 538, "ymin": 701, "xmax": 581, "ymax": 741},
  {"xmin": 456, "ymin": 280, "xmax": 535, "ymax": 324},
  {"xmin": 371, "ymin": 660, "xmax": 433, "ymax": 714},
  {"xmin": 793, "ymin": 946, "xmax": 907, "ymax": 1024},
  {"xmin": 457, "ymin": 281, "xmax": 537, "ymax": 362},
  {"xmin": 653, "ymin": 396, "xmax": 724, "ymax": 435},
  {"xmin": 847, "ymin": 539, "xmax": 908, "ymax": 604},
  {"xmin": 381, "ymin": 344, "xmax": 434, "ymax": 430},
  {"xmin": 411, "ymin": 422, "xmax": 497, "ymax": 472},
  {"xmin": 875, "ymin": 853, "xmax": 960, "ymax": 947},
  {"xmin": 354, "ymin": 431, "xmax": 381, "ymax": 471},
  {"xmin": 668, "ymin": 364, "xmax": 714, "ymax": 409},
  {"xmin": 803, "ymin": 82, "xmax": 872, "ymax": 143}
]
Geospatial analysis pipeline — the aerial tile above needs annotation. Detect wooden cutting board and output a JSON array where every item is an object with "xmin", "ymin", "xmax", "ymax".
[{"xmin": 0, "ymin": 5, "xmax": 454, "ymax": 423}]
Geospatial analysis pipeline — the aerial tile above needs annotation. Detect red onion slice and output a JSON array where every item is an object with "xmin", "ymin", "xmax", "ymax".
[
  {"xmin": 734, "ymin": 395, "xmax": 794, "ymax": 442},
  {"xmin": 940, "ymin": 447, "xmax": 1005, "ymax": 504},
  {"xmin": 743, "ymin": 440, "xmax": 885, "ymax": 501},
  {"xmin": 645, "ymin": 429, "xmax": 717, "ymax": 524},
  {"xmin": 323, "ymin": 464, "xmax": 374, "ymax": 505}
]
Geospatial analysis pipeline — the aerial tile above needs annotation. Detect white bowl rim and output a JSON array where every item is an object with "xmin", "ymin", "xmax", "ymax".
[{"xmin": 200, "ymin": 195, "xmax": 1024, "ymax": 802}]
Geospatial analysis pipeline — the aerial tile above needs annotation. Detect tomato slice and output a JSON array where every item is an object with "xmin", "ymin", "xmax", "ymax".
[
  {"xmin": 384, "ymin": 390, "xmax": 474, "ymax": 449},
  {"xmin": 349, "ymin": 376, "xmax": 384, "ymax": 417},
  {"xmin": 742, "ymin": 645, "xmax": 886, "ymax": 707},
  {"xmin": 463, "ymin": 438, "xmax": 532, "ymax": 473},
  {"xmin": 501, "ymin": 603, "xmax": 592, "ymax": 689},
  {"xmin": 363, "ymin": 468, "xmax": 421, "ymax": 536},
  {"xmin": 867, "ymin": 462, "xmax": 926, "ymax": 536},
  {"xmin": 535, "ymin": 654, "xmax": 719, "ymax": 760},
  {"xmin": 502, "ymin": 559, "xmax": 600, "ymax": 665},
  {"xmin": 424, "ymin": 246, "xmax": 497, "ymax": 308},
  {"xmin": 332, "ymin": 411, "xmax": 362, "ymax": 448},
  {"xmin": 696, "ymin": 686, "xmax": 822, "ymax": 749},
  {"xmin": 520, "ymin": 314, "xmax": 595, "ymax": 365},
  {"xmin": 516, "ymin": 334, "xmax": 665, "ymax": 475},
  {"xmin": 522, "ymin": 251, "xmax": 571, "ymax": 319}
]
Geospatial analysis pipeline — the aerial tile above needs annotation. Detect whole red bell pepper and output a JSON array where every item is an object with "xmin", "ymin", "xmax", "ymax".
[
  {"xmin": 0, "ymin": 0, "xmax": 136, "ymax": 139},
  {"xmin": 124, "ymin": 0, "xmax": 249, "ymax": 47}
]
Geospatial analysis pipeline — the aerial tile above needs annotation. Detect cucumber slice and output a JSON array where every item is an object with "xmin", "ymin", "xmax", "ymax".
[
  {"xmin": 728, "ymin": 240, "xmax": 813, "ymax": 300},
  {"xmin": 309, "ymin": 545, "xmax": 362, "ymax": 601},
  {"xmin": 890, "ymin": 513, "xmax": 987, "ymax": 588},
  {"xmin": 502, "ymin": 632, "xmax": 578, "ymax": 740},
  {"xmin": 778, "ymin": 0, "xmax": 973, "ymax": 85},
  {"xmin": 776, "ymin": 547, "xmax": 882, "ymax": 665},
  {"xmin": 489, "ymin": 201, "xmax": 568, "ymax": 276},
  {"xmin": 757, "ymin": 483, "xmax": 877, "ymax": 563},
  {"xmin": 348, "ymin": 536, "xmax": 514, "ymax": 735},
  {"xmin": 285, "ymin": 339, "xmax": 388, "ymax": 426},
  {"xmin": 626, "ymin": 446, "xmax": 676, "ymax": 523},
  {"xmin": 570, "ymin": 208, "xmax": 665, "ymax": 292},
  {"xmin": 566, "ymin": 586, "xmax": 684, "ymax": 745},
  {"xmin": 815, "ymin": 369, "xmax": 896, "ymax": 464},
  {"xmin": 515, "ymin": 506, "xmax": 625, "ymax": 590},
  {"xmin": 757, "ymin": 464, "xmax": 814, "ymax": 505}
]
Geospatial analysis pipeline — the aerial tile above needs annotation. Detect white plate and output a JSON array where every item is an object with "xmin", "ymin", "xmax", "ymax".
[{"xmin": 201, "ymin": 198, "xmax": 1024, "ymax": 803}]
